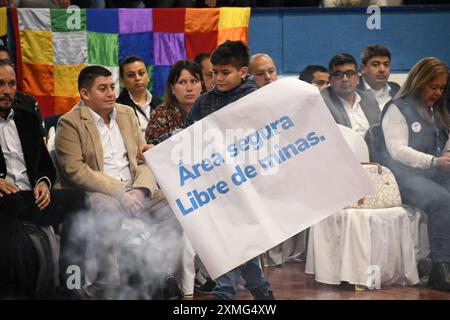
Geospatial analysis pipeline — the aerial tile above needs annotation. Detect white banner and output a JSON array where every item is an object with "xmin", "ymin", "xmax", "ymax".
[{"xmin": 144, "ymin": 78, "xmax": 375, "ymax": 279}]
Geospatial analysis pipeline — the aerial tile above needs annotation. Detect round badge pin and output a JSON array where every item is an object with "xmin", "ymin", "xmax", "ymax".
[{"xmin": 411, "ymin": 122, "xmax": 422, "ymax": 133}]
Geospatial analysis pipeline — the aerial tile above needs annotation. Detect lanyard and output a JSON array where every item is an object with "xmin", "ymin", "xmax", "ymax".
[{"xmin": 430, "ymin": 107, "xmax": 442, "ymax": 157}]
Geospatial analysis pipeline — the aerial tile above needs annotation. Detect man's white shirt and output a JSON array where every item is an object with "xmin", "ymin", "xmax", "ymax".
[
  {"xmin": 0, "ymin": 109, "xmax": 32, "ymax": 190},
  {"xmin": 362, "ymin": 77, "xmax": 392, "ymax": 110},
  {"xmin": 338, "ymin": 92, "xmax": 370, "ymax": 137},
  {"xmin": 0, "ymin": 109, "xmax": 51, "ymax": 190},
  {"xmin": 89, "ymin": 107, "xmax": 132, "ymax": 182}
]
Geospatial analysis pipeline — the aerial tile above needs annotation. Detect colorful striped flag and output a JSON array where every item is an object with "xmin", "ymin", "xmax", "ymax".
[
  {"xmin": 0, "ymin": 7, "xmax": 7, "ymax": 38},
  {"xmin": 11, "ymin": 7, "xmax": 250, "ymax": 117}
]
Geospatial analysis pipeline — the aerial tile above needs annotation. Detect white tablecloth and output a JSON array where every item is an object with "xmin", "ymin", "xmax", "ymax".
[{"xmin": 305, "ymin": 206, "xmax": 427, "ymax": 287}]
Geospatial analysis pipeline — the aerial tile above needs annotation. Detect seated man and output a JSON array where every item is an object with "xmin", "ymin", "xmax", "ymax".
[
  {"xmin": 55, "ymin": 65, "xmax": 195, "ymax": 299},
  {"xmin": 0, "ymin": 60, "xmax": 87, "ymax": 299},
  {"xmin": 299, "ymin": 65, "xmax": 329, "ymax": 92},
  {"xmin": 194, "ymin": 53, "xmax": 215, "ymax": 92},
  {"xmin": 321, "ymin": 53, "xmax": 379, "ymax": 137},
  {"xmin": 358, "ymin": 44, "xmax": 400, "ymax": 110},
  {"xmin": 249, "ymin": 53, "xmax": 278, "ymax": 88}
]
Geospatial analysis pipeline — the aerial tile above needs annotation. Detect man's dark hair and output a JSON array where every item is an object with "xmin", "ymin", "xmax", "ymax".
[
  {"xmin": 0, "ymin": 59, "xmax": 14, "ymax": 68},
  {"xmin": 0, "ymin": 44, "xmax": 10, "ymax": 56},
  {"xmin": 119, "ymin": 55, "xmax": 146, "ymax": 78},
  {"xmin": 361, "ymin": 44, "xmax": 392, "ymax": 65},
  {"xmin": 194, "ymin": 53, "xmax": 211, "ymax": 69},
  {"xmin": 0, "ymin": 44, "xmax": 11, "ymax": 63},
  {"xmin": 328, "ymin": 53, "xmax": 357, "ymax": 72},
  {"xmin": 299, "ymin": 65, "xmax": 328, "ymax": 83},
  {"xmin": 211, "ymin": 40, "xmax": 249, "ymax": 69},
  {"xmin": 78, "ymin": 65, "xmax": 112, "ymax": 92}
]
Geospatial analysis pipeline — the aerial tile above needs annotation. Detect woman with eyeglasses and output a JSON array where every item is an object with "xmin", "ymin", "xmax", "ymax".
[
  {"xmin": 380, "ymin": 57, "xmax": 450, "ymax": 292},
  {"xmin": 145, "ymin": 60, "xmax": 206, "ymax": 145}
]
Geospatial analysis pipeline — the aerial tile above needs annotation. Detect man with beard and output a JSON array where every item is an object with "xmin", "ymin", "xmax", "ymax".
[
  {"xmin": 0, "ymin": 45, "xmax": 45, "ymax": 137},
  {"xmin": 0, "ymin": 60, "xmax": 87, "ymax": 299}
]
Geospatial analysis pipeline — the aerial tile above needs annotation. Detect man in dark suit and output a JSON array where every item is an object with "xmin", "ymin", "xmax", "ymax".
[
  {"xmin": 0, "ymin": 44, "xmax": 46, "ymax": 137},
  {"xmin": 0, "ymin": 60, "xmax": 87, "ymax": 299},
  {"xmin": 358, "ymin": 44, "xmax": 401, "ymax": 111},
  {"xmin": 321, "ymin": 53, "xmax": 380, "ymax": 137}
]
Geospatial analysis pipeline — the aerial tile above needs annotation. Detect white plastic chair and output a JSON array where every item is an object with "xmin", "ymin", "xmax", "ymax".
[{"xmin": 337, "ymin": 125, "xmax": 369, "ymax": 162}]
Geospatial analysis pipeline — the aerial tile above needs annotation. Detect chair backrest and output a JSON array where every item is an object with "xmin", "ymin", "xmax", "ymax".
[
  {"xmin": 338, "ymin": 124, "xmax": 403, "ymax": 209},
  {"xmin": 364, "ymin": 123, "xmax": 392, "ymax": 166},
  {"xmin": 46, "ymin": 126, "xmax": 56, "ymax": 160},
  {"xmin": 44, "ymin": 114, "xmax": 64, "ymax": 136},
  {"xmin": 337, "ymin": 124, "xmax": 370, "ymax": 162}
]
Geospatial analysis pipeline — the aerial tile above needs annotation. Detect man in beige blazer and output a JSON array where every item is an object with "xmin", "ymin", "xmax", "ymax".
[{"xmin": 55, "ymin": 66, "xmax": 195, "ymax": 299}]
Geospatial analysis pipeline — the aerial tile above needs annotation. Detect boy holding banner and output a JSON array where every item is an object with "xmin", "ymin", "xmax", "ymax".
[{"xmin": 185, "ymin": 40, "xmax": 274, "ymax": 300}]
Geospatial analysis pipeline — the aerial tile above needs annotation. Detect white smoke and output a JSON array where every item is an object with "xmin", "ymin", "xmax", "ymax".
[{"xmin": 61, "ymin": 198, "xmax": 190, "ymax": 300}]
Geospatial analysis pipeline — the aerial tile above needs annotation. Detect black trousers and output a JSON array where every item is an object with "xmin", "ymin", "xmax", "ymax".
[{"xmin": 0, "ymin": 189, "xmax": 89, "ymax": 297}]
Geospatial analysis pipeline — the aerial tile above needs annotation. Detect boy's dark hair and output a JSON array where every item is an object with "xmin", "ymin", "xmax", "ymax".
[
  {"xmin": 119, "ymin": 55, "xmax": 146, "ymax": 78},
  {"xmin": 194, "ymin": 53, "xmax": 211, "ymax": 68},
  {"xmin": 78, "ymin": 65, "xmax": 112, "ymax": 92},
  {"xmin": 361, "ymin": 44, "xmax": 392, "ymax": 65},
  {"xmin": 328, "ymin": 53, "xmax": 357, "ymax": 72},
  {"xmin": 210, "ymin": 40, "xmax": 249, "ymax": 69},
  {"xmin": 299, "ymin": 65, "xmax": 328, "ymax": 83}
]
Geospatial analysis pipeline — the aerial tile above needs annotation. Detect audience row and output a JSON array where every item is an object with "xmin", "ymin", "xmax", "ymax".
[{"xmin": 1, "ymin": 36, "xmax": 450, "ymax": 301}]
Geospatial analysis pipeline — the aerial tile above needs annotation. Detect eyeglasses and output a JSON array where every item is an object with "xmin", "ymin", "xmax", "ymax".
[{"xmin": 330, "ymin": 70, "xmax": 357, "ymax": 79}]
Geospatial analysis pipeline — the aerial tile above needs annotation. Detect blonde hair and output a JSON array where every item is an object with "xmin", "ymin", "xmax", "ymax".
[{"xmin": 397, "ymin": 57, "xmax": 449, "ymax": 128}]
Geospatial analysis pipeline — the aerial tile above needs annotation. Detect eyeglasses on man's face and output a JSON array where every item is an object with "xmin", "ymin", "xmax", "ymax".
[{"xmin": 330, "ymin": 70, "xmax": 358, "ymax": 80}]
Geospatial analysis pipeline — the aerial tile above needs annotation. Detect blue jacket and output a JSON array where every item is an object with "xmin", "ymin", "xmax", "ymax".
[{"xmin": 184, "ymin": 77, "xmax": 257, "ymax": 126}]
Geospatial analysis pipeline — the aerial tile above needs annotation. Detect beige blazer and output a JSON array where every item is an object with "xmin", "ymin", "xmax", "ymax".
[{"xmin": 55, "ymin": 101, "xmax": 159, "ymax": 200}]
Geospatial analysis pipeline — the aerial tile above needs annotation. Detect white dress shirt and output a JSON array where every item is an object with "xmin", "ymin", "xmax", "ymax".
[
  {"xmin": 128, "ymin": 89, "xmax": 152, "ymax": 133},
  {"xmin": 382, "ymin": 103, "xmax": 450, "ymax": 169},
  {"xmin": 0, "ymin": 109, "xmax": 32, "ymax": 190},
  {"xmin": 338, "ymin": 93, "xmax": 370, "ymax": 137},
  {"xmin": 89, "ymin": 108, "xmax": 132, "ymax": 182},
  {"xmin": 362, "ymin": 78, "xmax": 392, "ymax": 111}
]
